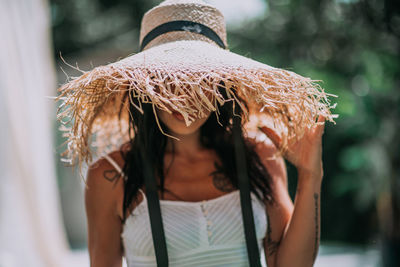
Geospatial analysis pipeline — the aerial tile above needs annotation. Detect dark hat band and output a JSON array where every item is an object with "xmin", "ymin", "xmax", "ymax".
[{"xmin": 139, "ymin": 20, "xmax": 226, "ymax": 51}]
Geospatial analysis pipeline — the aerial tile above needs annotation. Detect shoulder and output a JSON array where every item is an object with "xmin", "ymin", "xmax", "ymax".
[
  {"xmin": 246, "ymin": 135, "xmax": 287, "ymax": 187},
  {"xmin": 85, "ymin": 150, "xmax": 126, "ymax": 220},
  {"xmin": 86, "ymin": 150, "xmax": 125, "ymax": 188},
  {"xmin": 246, "ymin": 134, "xmax": 277, "ymax": 156}
]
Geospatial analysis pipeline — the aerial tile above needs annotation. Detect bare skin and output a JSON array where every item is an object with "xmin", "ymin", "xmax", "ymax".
[
  {"xmin": 259, "ymin": 115, "xmax": 325, "ymax": 266},
  {"xmin": 85, "ymin": 107, "xmax": 325, "ymax": 267}
]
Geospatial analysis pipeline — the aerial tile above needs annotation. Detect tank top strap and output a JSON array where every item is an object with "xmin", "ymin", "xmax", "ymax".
[
  {"xmin": 102, "ymin": 154, "xmax": 126, "ymax": 180},
  {"xmin": 138, "ymin": 188, "xmax": 147, "ymax": 202}
]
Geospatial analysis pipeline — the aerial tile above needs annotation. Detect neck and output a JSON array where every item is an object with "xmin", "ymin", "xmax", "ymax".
[{"xmin": 166, "ymin": 130, "xmax": 204, "ymax": 156}]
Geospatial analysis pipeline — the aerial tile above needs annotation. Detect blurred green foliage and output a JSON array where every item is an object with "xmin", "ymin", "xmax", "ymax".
[
  {"xmin": 226, "ymin": 0, "xmax": 400, "ymax": 245},
  {"xmin": 50, "ymin": 0, "xmax": 400, "ymax": 246}
]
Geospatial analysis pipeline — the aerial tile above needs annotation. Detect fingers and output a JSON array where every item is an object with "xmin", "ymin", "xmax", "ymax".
[
  {"xmin": 317, "ymin": 115, "xmax": 326, "ymax": 123},
  {"xmin": 258, "ymin": 126, "xmax": 282, "ymax": 149},
  {"xmin": 259, "ymin": 114, "xmax": 326, "ymax": 147}
]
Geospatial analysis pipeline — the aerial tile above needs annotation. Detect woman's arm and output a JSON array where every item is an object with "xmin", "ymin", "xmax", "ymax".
[
  {"xmin": 85, "ymin": 155, "xmax": 125, "ymax": 267},
  {"xmin": 275, "ymin": 172, "xmax": 321, "ymax": 267},
  {"xmin": 252, "ymin": 138, "xmax": 293, "ymax": 267},
  {"xmin": 258, "ymin": 115, "xmax": 326, "ymax": 267}
]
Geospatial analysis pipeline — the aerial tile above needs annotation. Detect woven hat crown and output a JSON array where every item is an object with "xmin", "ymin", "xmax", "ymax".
[{"xmin": 139, "ymin": 0, "xmax": 227, "ymax": 50}]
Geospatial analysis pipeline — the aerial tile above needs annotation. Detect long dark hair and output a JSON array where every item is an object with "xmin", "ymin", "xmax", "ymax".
[{"xmin": 119, "ymin": 84, "xmax": 274, "ymax": 223}]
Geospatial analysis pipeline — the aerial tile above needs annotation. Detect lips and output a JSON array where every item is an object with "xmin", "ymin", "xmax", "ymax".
[{"xmin": 172, "ymin": 111, "xmax": 184, "ymax": 121}]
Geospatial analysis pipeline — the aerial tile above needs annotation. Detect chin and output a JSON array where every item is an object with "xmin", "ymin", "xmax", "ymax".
[{"xmin": 157, "ymin": 109, "xmax": 210, "ymax": 136}]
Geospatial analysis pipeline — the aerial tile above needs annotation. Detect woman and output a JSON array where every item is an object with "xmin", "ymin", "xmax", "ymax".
[
  {"xmin": 56, "ymin": 0, "xmax": 335, "ymax": 266},
  {"xmin": 85, "ymin": 100, "xmax": 324, "ymax": 267}
]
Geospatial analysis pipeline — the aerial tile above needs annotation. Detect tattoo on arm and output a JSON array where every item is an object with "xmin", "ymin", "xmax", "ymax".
[
  {"xmin": 312, "ymin": 193, "xmax": 319, "ymax": 261},
  {"xmin": 266, "ymin": 213, "xmax": 281, "ymax": 256},
  {"xmin": 103, "ymin": 169, "xmax": 122, "ymax": 183}
]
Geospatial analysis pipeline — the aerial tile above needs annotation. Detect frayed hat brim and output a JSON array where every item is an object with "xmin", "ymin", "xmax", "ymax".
[{"xmin": 56, "ymin": 40, "xmax": 337, "ymax": 167}]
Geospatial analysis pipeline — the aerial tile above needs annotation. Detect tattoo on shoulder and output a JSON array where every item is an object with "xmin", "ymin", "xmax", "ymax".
[
  {"xmin": 210, "ymin": 170, "xmax": 235, "ymax": 193},
  {"xmin": 266, "ymin": 213, "xmax": 281, "ymax": 256},
  {"xmin": 103, "ymin": 169, "xmax": 122, "ymax": 184}
]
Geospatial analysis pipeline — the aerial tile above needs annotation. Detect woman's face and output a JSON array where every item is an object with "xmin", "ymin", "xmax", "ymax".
[{"xmin": 157, "ymin": 107, "xmax": 211, "ymax": 136}]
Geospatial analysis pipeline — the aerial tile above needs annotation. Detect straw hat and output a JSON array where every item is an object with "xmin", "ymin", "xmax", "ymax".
[{"xmin": 56, "ymin": 0, "xmax": 337, "ymax": 167}]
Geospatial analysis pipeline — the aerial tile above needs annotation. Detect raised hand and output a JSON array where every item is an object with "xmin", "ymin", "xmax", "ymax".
[{"xmin": 259, "ymin": 115, "xmax": 326, "ymax": 180}]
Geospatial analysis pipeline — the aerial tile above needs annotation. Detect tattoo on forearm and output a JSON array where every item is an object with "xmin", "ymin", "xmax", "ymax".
[
  {"xmin": 210, "ymin": 170, "xmax": 235, "ymax": 193},
  {"xmin": 266, "ymin": 213, "xmax": 281, "ymax": 256},
  {"xmin": 313, "ymin": 193, "xmax": 319, "ymax": 261},
  {"xmin": 103, "ymin": 169, "xmax": 122, "ymax": 183}
]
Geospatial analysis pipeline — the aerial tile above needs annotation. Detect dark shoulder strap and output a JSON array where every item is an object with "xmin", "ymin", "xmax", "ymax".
[
  {"xmin": 142, "ymin": 117, "xmax": 261, "ymax": 267},
  {"xmin": 233, "ymin": 116, "xmax": 262, "ymax": 267},
  {"xmin": 142, "ymin": 149, "xmax": 169, "ymax": 266}
]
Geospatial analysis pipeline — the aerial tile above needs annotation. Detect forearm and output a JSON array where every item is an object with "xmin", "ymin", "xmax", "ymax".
[{"xmin": 276, "ymin": 172, "xmax": 322, "ymax": 267}]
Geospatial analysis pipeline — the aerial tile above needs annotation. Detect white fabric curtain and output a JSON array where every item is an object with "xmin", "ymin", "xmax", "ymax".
[{"xmin": 0, "ymin": 0, "xmax": 72, "ymax": 266}]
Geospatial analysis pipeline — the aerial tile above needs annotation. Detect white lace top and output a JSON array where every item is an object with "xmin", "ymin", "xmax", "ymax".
[{"xmin": 103, "ymin": 154, "xmax": 268, "ymax": 267}]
